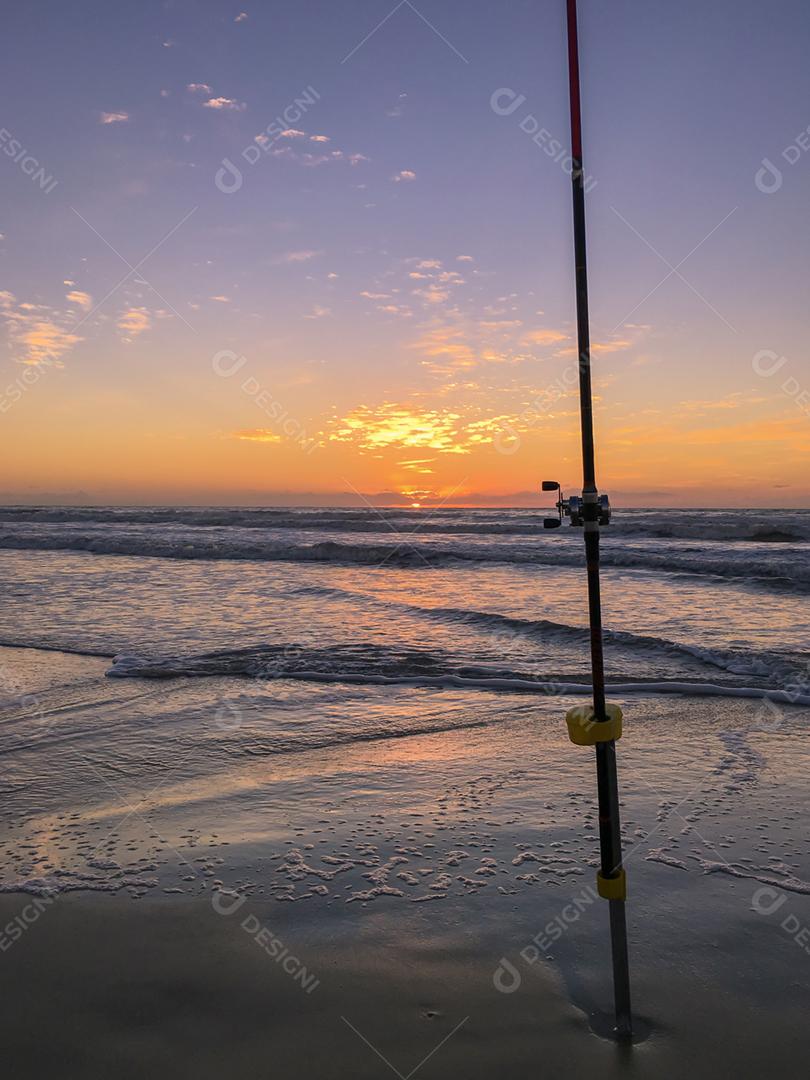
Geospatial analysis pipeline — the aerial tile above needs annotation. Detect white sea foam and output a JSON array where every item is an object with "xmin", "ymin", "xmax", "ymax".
[{"xmin": 105, "ymin": 637, "xmax": 810, "ymax": 706}]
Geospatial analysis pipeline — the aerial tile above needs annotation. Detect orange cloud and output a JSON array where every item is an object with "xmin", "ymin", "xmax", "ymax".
[
  {"xmin": 230, "ymin": 429, "xmax": 283, "ymax": 443},
  {"xmin": 325, "ymin": 403, "xmax": 525, "ymax": 457},
  {"xmin": 411, "ymin": 327, "xmax": 476, "ymax": 371},
  {"xmin": 0, "ymin": 291, "xmax": 81, "ymax": 365},
  {"xmin": 66, "ymin": 290, "xmax": 93, "ymax": 311},
  {"xmin": 116, "ymin": 308, "xmax": 151, "ymax": 343},
  {"xmin": 522, "ymin": 328, "xmax": 569, "ymax": 346}
]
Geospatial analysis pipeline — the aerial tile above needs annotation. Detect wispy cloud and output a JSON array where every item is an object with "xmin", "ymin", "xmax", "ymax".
[
  {"xmin": 16, "ymin": 322, "xmax": 80, "ymax": 365},
  {"xmin": 270, "ymin": 145, "xmax": 368, "ymax": 168},
  {"xmin": 275, "ymin": 249, "xmax": 323, "ymax": 264},
  {"xmin": 116, "ymin": 307, "xmax": 151, "ymax": 343},
  {"xmin": 521, "ymin": 328, "xmax": 569, "ymax": 346},
  {"xmin": 187, "ymin": 81, "xmax": 246, "ymax": 113},
  {"xmin": 673, "ymin": 392, "xmax": 768, "ymax": 418},
  {"xmin": 411, "ymin": 326, "xmax": 476, "ymax": 371},
  {"xmin": 554, "ymin": 336, "xmax": 633, "ymax": 357},
  {"xmin": 0, "ymin": 291, "xmax": 82, "ymax": 366},
  {"xmin": 413, "ymin": 286, "xmax": 449, "ymax": 306},
  {"xmin": 231, "ymin": 429, "xmax": 282, "ymax": 443},
  {"xmin": 66, "ymin": 290, "xmax": 93, "ymax": 312},
  {"xmin": 392, "ymin": 169, "xmax": 417, "ymax": 182},
  {"xmin": 203, "ymin": 97, "xmax": 246, "ymax": 111},
  {"xmin": 259, "ymin": 129, "xmax": 368, "ymax": 168},
  {"xmin": 100, "ymin": 111, "xmax": 129, "ymax": 125}
]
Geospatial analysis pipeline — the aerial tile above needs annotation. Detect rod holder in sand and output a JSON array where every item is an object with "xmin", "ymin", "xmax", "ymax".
[{"xmin": 556, "ymin": 0, "xmax": 634, "ymax": 1038}]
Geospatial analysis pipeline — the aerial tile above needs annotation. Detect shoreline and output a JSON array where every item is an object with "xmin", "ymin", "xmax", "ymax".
[{"xmin": 2, "ymin": 643, "xmax": 809, "ymax": 1075}]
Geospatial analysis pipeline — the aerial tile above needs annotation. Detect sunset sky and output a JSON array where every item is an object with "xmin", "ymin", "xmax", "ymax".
[{"xmin": 1, "ymin": 0, "xmax": 809, "ymax": 507}]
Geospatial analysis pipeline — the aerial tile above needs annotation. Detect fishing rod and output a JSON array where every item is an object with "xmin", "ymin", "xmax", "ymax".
[{"xmin": 542, "ymin": 0, "xmax": 632, "ymax": 1038}]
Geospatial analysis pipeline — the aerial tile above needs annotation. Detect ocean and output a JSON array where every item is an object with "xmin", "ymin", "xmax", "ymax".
[
  {"xmin": 2, "ymin": 504, "xmax": 808, "ymax": 688},
  {"xmin": 0, "ymin": 505, "xmax": 808, "ymax": 900}
]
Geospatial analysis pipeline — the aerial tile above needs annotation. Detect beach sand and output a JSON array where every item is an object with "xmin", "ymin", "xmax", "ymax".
[
  {"xmin": 0, "ymin": 876, "xmax": 807, "ymax": 1078},
  {"xmin": 1, "ymin": 647, "xmax": 809, "ymax": 1076}
]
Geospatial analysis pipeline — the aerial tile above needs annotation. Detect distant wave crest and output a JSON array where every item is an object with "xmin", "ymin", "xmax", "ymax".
[{"xmin": 0, "ymin": 505, "xmax": 808, "ymax": 542}]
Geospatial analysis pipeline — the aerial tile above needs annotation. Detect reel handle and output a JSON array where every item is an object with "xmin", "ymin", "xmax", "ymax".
[
  {"xmin": 540, "ymin": 479, "xmax": 611, "ymax": 527},
  {"xmin": 542, "ymin": 479, "xmax": 566, "ymax": 527}
]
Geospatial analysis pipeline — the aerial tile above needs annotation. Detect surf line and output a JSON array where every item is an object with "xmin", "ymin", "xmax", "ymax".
[{"xmin": 182, "ymin": 668, "xmax": 809, "ymax": 708}]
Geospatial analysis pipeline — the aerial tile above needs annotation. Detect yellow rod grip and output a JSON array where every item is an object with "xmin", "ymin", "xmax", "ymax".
[
  {"xmin": 565, "ymin": 703, "xmax": 622, "ymax": 746},
  {"xmin": 597, "ymin": 868, "xmax": 627, "ymax": 901}
]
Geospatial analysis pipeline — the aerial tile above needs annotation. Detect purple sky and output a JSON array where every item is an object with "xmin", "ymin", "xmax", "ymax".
[{"xmin": 1, "ymin": 0, "xmax": 809, "ymax": 506}]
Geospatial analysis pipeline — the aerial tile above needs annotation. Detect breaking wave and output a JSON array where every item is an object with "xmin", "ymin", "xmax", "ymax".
[
  {"xmin": 288, "ymin": 585, "xmax": 805, "ymax": 681},
  {"xmin": 0, "ymin": 527, "xmax": 807, "ymax": 592},
  {"xmin": 105, "ymin": 642, "xmax": 810, "ymax": 707}
]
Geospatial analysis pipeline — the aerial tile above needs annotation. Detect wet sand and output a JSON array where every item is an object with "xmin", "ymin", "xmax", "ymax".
[
  {"xmin": 1, "ymin": 885, "xmax": 808, "ymax": 1079},
  {"xmin": 1, "ymin": 647, "xmax": 809, "ymax": 1075}
]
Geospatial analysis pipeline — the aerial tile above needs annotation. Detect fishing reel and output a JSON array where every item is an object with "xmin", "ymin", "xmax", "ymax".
[{"xmin": 542, "ymin": 480, "xmax": 611, "ymax": 528}]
